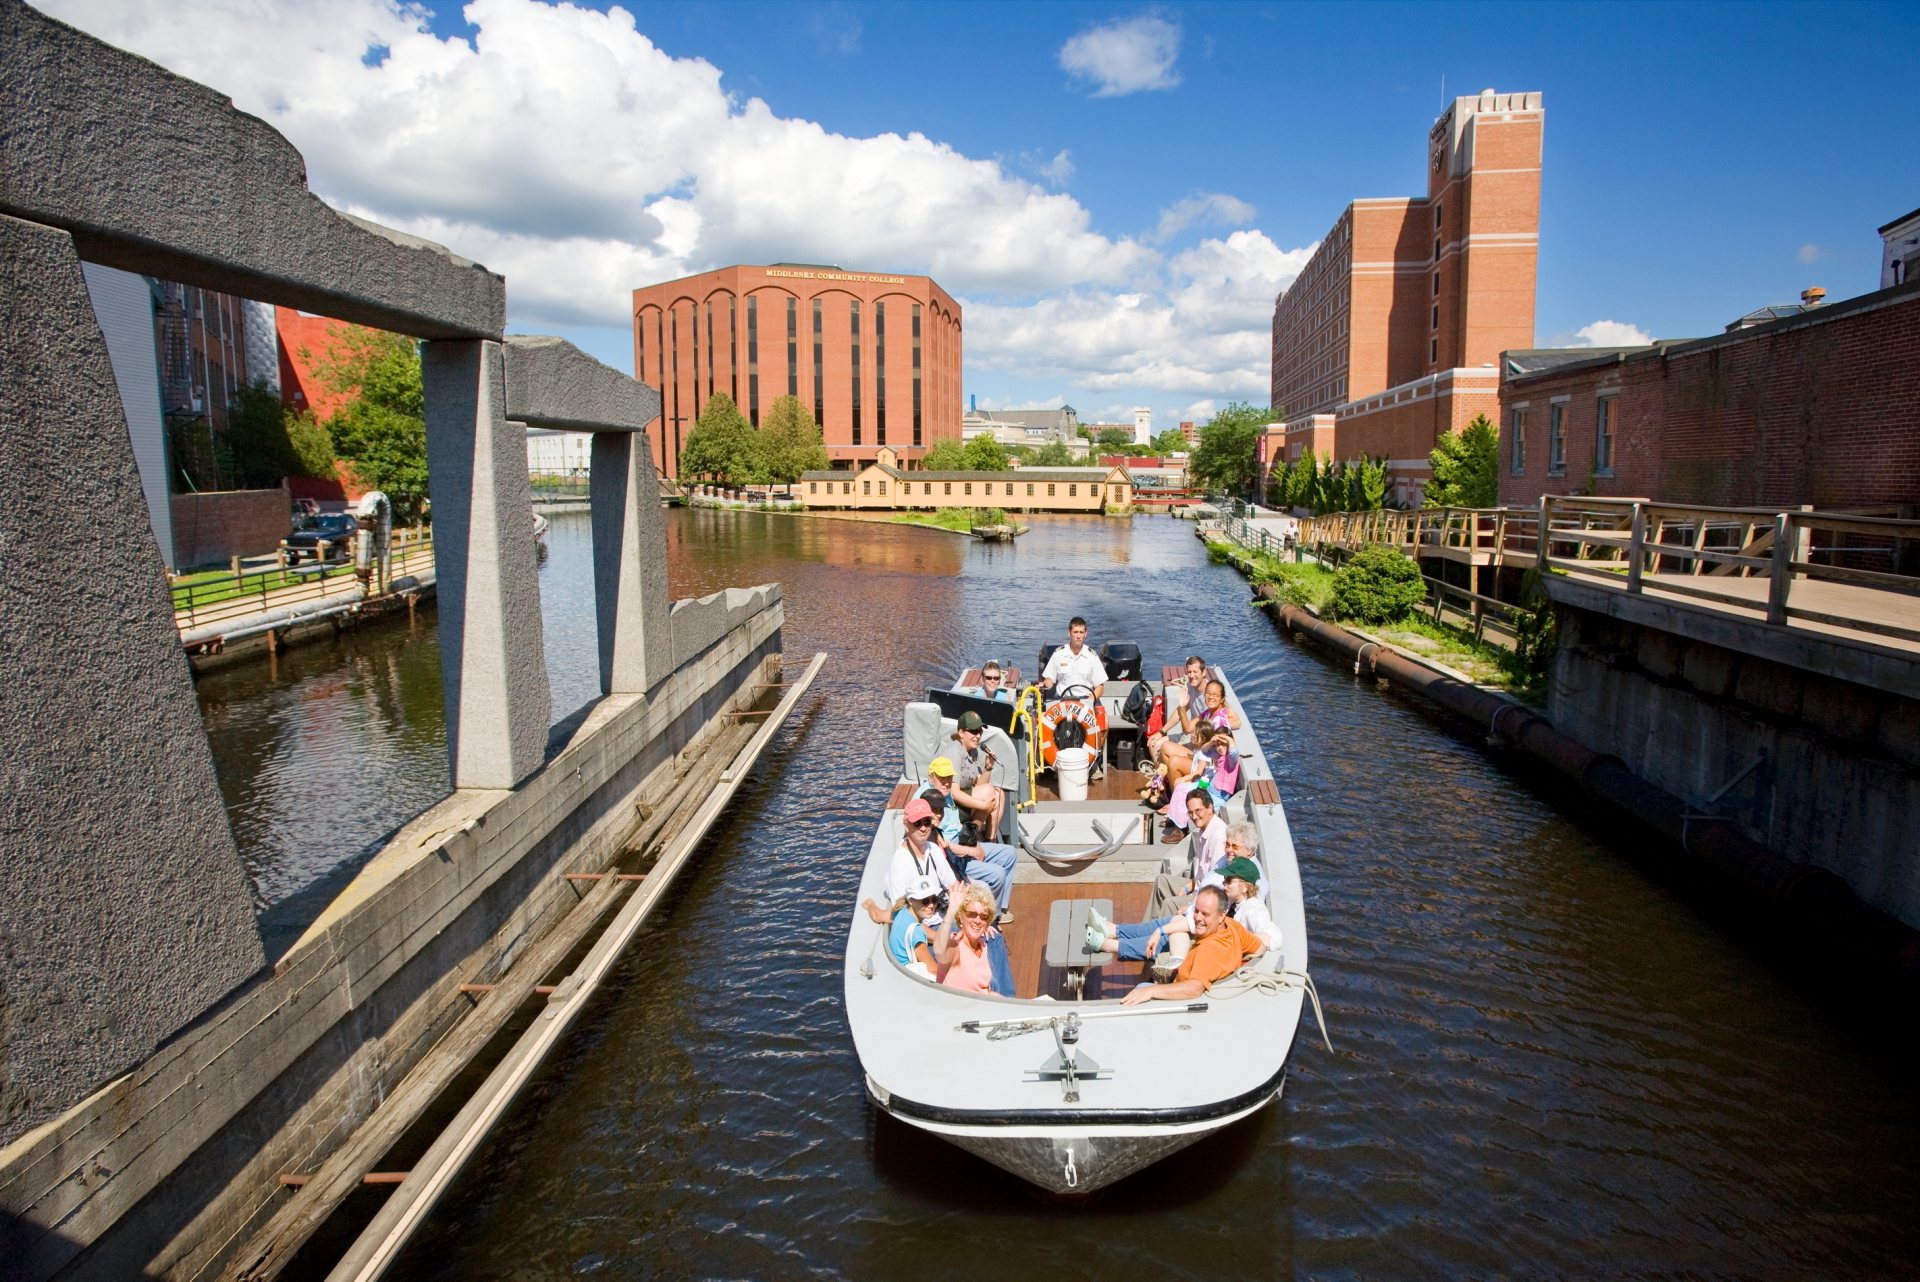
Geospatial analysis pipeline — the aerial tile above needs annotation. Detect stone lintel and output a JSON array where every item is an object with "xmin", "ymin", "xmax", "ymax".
[
  {"xmin": 0, "ymin": 2, "xmax": 503, "ymax": 340},
  {"xmin": 504, "ymin": 336, "xmax": 663, "ymax": 433}
]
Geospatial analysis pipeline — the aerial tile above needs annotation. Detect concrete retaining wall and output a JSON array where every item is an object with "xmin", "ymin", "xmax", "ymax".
[
  {"xmin": 1550, "ymin": 606, "xmax": 1920, "ymax": 931},
  {"xmin": 170, "ymin": 488, "xmax": 291, "ymax": 569},
  {"xmin": 0, "ymin": 591, "xmax": 783, "ymax": 1281}
]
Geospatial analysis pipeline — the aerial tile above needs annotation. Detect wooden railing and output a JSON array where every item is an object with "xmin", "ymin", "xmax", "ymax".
[
  {"xmin": 1538, "ymin": 496, "xmax": 1920, "ymax": 645},
  {"xmin": 171, "ymin": 532, "xmax": 435, "ymax": 632},
  {"xmin": 1295, "ymin": 506, "xmax": 1542, "ymax": 563}
]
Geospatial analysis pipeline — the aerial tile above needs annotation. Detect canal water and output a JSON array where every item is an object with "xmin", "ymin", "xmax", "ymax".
[{"xmin": 197, "ymin": 510, "xmax": 1920, "ymax": 1278}]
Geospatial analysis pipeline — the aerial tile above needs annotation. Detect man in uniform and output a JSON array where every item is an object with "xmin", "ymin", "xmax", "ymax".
[{"xmin": 1038, "ymin": 616, "xmax": 1107, "ymax": 701}]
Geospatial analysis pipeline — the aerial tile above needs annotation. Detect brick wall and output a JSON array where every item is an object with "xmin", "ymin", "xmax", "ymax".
[
  {"xmin": 1500, "ymin": 281, "xmax": 1920, "ymax": 508},
  {"xmin": 169, "ymin": 486, "xmax": 290, "ymax": 569}
]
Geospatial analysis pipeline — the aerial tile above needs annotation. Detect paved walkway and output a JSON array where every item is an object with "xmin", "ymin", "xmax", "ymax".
[{"xmin": 1563, "ymin": 566, "xmax": 1920, "ymax": 658}]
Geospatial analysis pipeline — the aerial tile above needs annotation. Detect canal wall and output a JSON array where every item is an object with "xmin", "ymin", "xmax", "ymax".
[
  {"xmin": 0, "ymin": 587, "xmax": 785, "ymax": 1282},
  {"xmin": 1544, "ymin": 576, "xmax": 1920, "ymax": 932}
]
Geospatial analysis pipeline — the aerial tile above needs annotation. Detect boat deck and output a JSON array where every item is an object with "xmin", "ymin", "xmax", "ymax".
[{"xmin": 1001, "ymin": 879, "xmax": 1155, "ymax": 1000}]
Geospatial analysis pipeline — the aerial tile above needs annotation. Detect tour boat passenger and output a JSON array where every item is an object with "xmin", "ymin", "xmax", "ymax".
[
  {"xmin": 1218, "ymin": 854, "xmax": 1279, "ymax": 952},
  {"xmin": 1163, "ymin": 725, "xmax": 1240, "ymax": 835},
  {"xmin": 976, "ymin": 660, "xmax": 1014, "ymax": 702},
  {"xmin": 859, "ymin": 875, "xmax": 942, "ymax": 978},
  {"xmin": 945, "ymin": 712, "xmax": 1005, "ymax": 840},
  {"xmin": 925, "ymin": 757, "xmax": 1018, "ymax": 924},
  {"xmin": 1152, "ymin": 673, "xmax": 1239, "ymax": 776},
  {"xmin": 1038, "ymin": 615, "xmax": 1108, "ymax": 701},
  {"xmin": 1119, "ymin": 886, "xmax": 1264, "ymax": 1006},
  {"xmin": 883, "ymin": 798, "xmax": 957, "ymax": 906},
  {"xmin": 932, "ymin": 881, "xmax": 1000, "ymax": 993}
]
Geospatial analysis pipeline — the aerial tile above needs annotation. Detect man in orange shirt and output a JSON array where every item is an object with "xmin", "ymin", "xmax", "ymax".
[{"xmin": 1119, "ymin": 886, "xmax": 1262, "ymax": 1005}]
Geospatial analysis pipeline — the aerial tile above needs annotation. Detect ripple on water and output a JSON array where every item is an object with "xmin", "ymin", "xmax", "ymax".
[{"xmin": 203, "ymin": 514, "xmax": 1920, "ymax": 1280}]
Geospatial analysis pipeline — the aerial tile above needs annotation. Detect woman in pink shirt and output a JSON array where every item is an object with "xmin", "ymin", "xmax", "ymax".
[{"xmin": 934, "ymin": 881, "xmax": 998, "ymax": 992}]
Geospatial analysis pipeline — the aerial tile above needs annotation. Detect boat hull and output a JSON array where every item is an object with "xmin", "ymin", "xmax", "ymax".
[{"xmin": 870, "ymin": 1075, "xmax": 1286, "ymax": 1193}]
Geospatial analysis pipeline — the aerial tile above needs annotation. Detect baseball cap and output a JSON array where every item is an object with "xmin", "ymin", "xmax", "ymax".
[
  {"xmin": 906, "ymin": 875, "xmax": 942, "ymax": 902},
  {"xmin": 928, "ymin": 756, "xmax": 955, "ymax": 778},
  {"xmin": 903, "ymin": 797, "xmax": 935, "ymax": 824},
  {"xmin": 1220, "ymin": 856, "xmax": 1261, "ymax": 886},
  {"xmin": 951, "ymin": 712, "xmax": 985, "ymax": 735}
]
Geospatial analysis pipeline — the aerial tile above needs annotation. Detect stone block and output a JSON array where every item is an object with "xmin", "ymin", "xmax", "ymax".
[
  {"xmin": 1679, "ymin": 642, "xmax": 1738, "ymax": 699},
  {"xmin": 1876, "ymin": 696, "xmax": 1920, "ymax": 769},
  {"xmin": 505, "ymin": 336, "xmax": 662, "ymax": 432},
  {"xmin": 669, "ymin": 591, "xmax": 733, "ymax": 668},
  {"xmin": 1799, "ymin": 675, "xmax": 1879, "ymax": 746},
  {"xmin": 0, "ymin": 216, "xmax": 264, "ymax": 1148},
  {"xmin": 1733, "ymin": 656, "xmax": 1802, "ymax": 721},
  {"xmin": 422, "ymin": 339, "xmax": 551, "ymax": 788},
  {"xmin": 0, "ymin": 4, "xmax": 503, "ymax": 339},
  {"xmin": 1636, "ymin": 627, "xmax": 1685, "ymax": 681}
]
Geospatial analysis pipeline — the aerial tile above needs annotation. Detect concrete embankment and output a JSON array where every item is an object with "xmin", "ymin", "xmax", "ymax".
[{"xmin": 1242, "ymin": 577, "xmax": 1920, "ymax": 987}]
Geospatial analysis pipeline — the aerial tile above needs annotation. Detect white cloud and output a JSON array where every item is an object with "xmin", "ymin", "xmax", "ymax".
[
  {"xmin": 1797, "ymin": 243, "xmax": 1828, "ymax": 265},
  {"xmin": 1570, "ymin": 319, "xmax": 1655, "ymax": 347},
  {"xmin": 1059, "ymin": 14, "xmax": 1182, "ymax": 97},
  {"xmin": 43, "ymin": 0, "xmax": 1303, "ymax": 415},
  {"xmin": 1151, "ymin": 192, "xmax": 1257, "ymax": 244}
]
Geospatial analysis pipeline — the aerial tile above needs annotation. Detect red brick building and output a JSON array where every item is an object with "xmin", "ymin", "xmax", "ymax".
[
  {"xmin": 1270, "ymin": 90, "xmax": 1542, "ymax": 505},
  {"xmin": 1498, "ymin": 279, "xmax": 1920, "ymax": 509},
  {"xmin": 631, "ymin": 263, "xmax": 962, "ymax": 479}
]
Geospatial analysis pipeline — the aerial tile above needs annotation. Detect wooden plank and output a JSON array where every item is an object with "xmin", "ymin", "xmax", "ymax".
[
  {"xmin": 886, "ymin": 781, "xmax": 915, "ymax": 809},
  {"xmin": 1248, "ymin": 779, "xmax": 1280, "ymax": 806}
]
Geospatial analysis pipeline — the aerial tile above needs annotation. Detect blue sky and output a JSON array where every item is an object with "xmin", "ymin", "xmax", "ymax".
[{"xmin": 47, "ymin": 0, "xmax": 1920, "ymax": 428}]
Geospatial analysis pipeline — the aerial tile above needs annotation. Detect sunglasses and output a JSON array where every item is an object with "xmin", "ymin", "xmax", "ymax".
[
  {"xmin": 909, "ymin": 818, "xmax": 934, "ymax": 829},
  {"xmin": 961, "ymin": 909, "xmax": 993, "ymax": 922},
  {"xmin": 982, "ymin": 674, "xmax": 1001, "ymax": 683}
]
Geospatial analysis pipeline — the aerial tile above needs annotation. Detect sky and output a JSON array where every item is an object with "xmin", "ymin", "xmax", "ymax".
[{"xmin": 41, "ymin": 0, "xmax": 1920, "ymax": 430}]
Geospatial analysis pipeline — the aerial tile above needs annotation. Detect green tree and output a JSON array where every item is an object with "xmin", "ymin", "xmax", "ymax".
[
  {"xmin": 1188, "ymin": 402, "xmax": 1273, "ymax": 497},
  {"xmin": 1095, "ymin": 427, "xmax": 1134, "ymax": 451},
  {"xmin": 1150, "ymin": 428, "xmax": 1190, "ymax": 455},
  {"xmin": 921, "ymin": 438, "xmax": 968, "ymax": 470},
  {"xmin": 285, "ymin": 409, "xmax": 337, "ymax": 480},
  {"xmin": 310, "ymin": 328, "xmax": 429, "ymax": 520},
  {"xmin": 223, "ymin": 381, "xmax": 297, "ymax": 488},
  {"xmin": 1329, "ymin": 546, "xmax": 1427, "ymax": 624},
  {"xmin": 961, "ymin": 433, "xmax": 1010, "ymax": 471},
  {"xmin": 1027, "ymin": 441, "xmax": 1076, "ymax": 467},
  {"xmin": 757, "ymin": 394, "xmax": 828, "ymax": 484},
  {"xmin": 679, "ymin": 391, "xmax": 764, "ymax": 485},
  {"xmin": 1425, "ymin": 414, "xmax": 1499, "ymax": 508}
]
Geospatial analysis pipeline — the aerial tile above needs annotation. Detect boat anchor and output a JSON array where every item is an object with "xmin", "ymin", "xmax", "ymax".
[{"xmin": 1025, "ymin": 1014, "xmax": 1111, "ymax": 1103}]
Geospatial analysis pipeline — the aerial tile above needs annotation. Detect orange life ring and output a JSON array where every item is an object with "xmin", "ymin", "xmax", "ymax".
[{"xmin": 1038, "ymin": 699, "xmax": 1106, "ymax": 767}]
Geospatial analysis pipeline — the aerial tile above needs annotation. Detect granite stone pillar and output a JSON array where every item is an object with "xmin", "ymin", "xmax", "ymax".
[
  {"xmin": 421, "ymin": 339, "xmax": 551, "ymax": 788},
  {"xmin": 590, "ymin": 431, "xmax": 673, "ymax": 694},
  {"xmin": 0, "ymin": 215, "xmax": 264, "ymax": 1145}
]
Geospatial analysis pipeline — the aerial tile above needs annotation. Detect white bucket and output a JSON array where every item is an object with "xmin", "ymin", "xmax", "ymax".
[{"xmin": 1055, "ymin": 747, "xmax": 1093, "ymax": 801}]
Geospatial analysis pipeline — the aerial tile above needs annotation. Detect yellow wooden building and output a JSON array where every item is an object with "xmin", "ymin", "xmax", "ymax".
[{"xmin": 799, "ymin": 446, "xmax": 1132, "ymax": 514}]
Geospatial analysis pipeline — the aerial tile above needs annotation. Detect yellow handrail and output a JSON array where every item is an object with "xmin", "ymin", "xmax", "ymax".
[{"xmin": 1011, "ymin": 683, "xmax": 1046, "ymax": 811}]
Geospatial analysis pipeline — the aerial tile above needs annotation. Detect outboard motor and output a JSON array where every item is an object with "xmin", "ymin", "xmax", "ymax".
[
  {"xmin": 1037, "ymin": 642, "xmax": 1060, "ymax": 675},
  {"xmin": 1100, "ymin": 642, "xmax": 1143, "ymax": 682}
]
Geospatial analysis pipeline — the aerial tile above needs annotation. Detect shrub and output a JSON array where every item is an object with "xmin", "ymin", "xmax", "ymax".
[
  {"xmin": 1512, "ymin": 566, "xmax": 1560, "ymax": 689},
  {"xmin": 1329, "ymin": 546, "xmax": 1427, "ymax": 624}
]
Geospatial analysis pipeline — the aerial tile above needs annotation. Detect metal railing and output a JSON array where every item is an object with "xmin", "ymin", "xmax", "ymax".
[
  {"xmin": 171, "ymin": 531, "xmax": 434, "ymax": 632},
  {"xmin": 1537, "ymin": 496, "xmax": 1920, "ymax": 645}
]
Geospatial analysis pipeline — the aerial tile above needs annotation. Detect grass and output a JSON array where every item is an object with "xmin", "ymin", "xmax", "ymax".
[
  {"xmin": 171, "ymin": 561, "xmax": 355, "ymax": 609},
  {"xmin": 1366, "ymin": 613, "xmax": 1541, "ymax": 697},
  {"xmin": 893, "ymin": 506, "xmax": 1011, "ymax": 533},
  {"xmin": 1207, "ymin": 540, "xmax": 1337, "ymax": 611}
]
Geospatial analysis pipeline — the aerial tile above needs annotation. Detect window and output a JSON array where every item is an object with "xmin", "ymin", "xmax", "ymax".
[
  {"xmin": 964, "ymin": 482, "xmax": 972, "ymax": 496},
  {"xmin": 1510, "ymin": 409, "xmax": 1527, "ymax": 474},
  {"xmin": 1549, "ymin": 402, "xmax": 1567, "ymax": 473},
  {"xmin": 850, "ymin": 301, "xmax": 862, "ymax": 446},
  {"xmin": 1434, "ymin": 236, "xmax": 1441, "ymax": 261},
  {"xmin": 1595, "ymin": 396, "xmax": 1615, "ymax": 475},
  {"xmin": 924, "ymin": 482, "xmax": 932, "ymax": 496},
  {"xmin": 747, "ymin": 296, "xmax": 759, "ymax": 425},
  {"xmin": 1434, "ymin": 201, "xmax": 1443, "ymax": 229},
  {"xmin": 1068, "ymin": 484, "xmax": 1077, "ymax": 497},
  {"xmin": 812, "ymin": 299, "xmax": 823, "ymax": 426},
  {"xmin": 1431, "ymin": 304, "xmax": 1439, "ymax": 331},
  {"xmin": 863, "ymin": 479, "xmax": 871, "ymax": 495},
  {"xmin": 1430, "ymin": 338, "xmax": 1438, "ymax": 363},
  {"xmin": 1048, "ymin": 483, "xmax": 1056, "ymax": 497},
  {"xmin": 1092, "ymin": 484, "xmax": 1102, "ymax": 499},
  {"xmin": 1005, "ymin": 482, "xmax": 1013, "ymax": 496},
  {"xmin": 875, "ymin": 302, "xmax": 887, "ymax": 447},
  {"xmin": 842, "ymin": 481, "xmax": 851, "ymax": 495},
  {"xmin": 1026, "ymin": 483, "xmax": 1034, "ymax": 496},
  {"xmin": 787, "ymin": 297, "xmax": 798, "ymax": 398},
  {"xmin": 879, "ymin": 481, "xmax": 887, "ymax": 496},
  {"xmin": 912, "ymin": 304, "xmax": 923, "ymax": 446},
  {"xmin": 809, "ymin": 481, "xmax": 817, "ymax": 494},
  {"xmin": 1433, "ymin": 270, "xmax": 1440, "ymax": 297}
]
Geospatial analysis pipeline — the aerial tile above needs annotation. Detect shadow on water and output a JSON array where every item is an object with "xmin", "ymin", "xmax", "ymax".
[{"xmin": 202, "ymin": 511, "xmax": 1920, "ymax": 1281}]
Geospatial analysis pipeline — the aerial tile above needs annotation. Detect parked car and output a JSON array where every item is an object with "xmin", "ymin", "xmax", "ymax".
[{"xmin": 283, "ymin": 512, "xmax": 357, "ymax": 565}]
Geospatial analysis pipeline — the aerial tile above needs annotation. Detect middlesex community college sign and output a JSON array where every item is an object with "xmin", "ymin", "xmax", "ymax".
[{"xmin": 766, "ymin": 269, "xmax": 907, "ymax": 284}]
